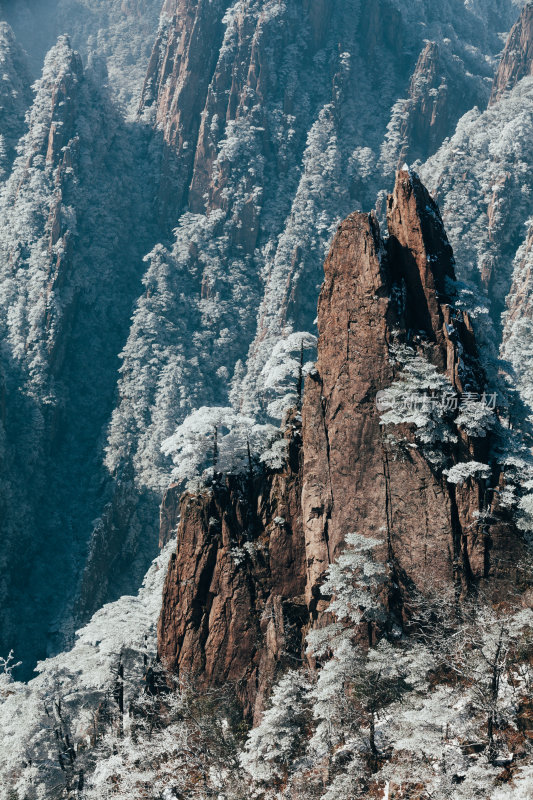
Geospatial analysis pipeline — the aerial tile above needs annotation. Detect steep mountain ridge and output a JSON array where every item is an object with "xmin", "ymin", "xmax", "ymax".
[
  {"xmin": 95, "ymin": 2, "xmax": 525, "ymax": 641},
  {"xmin": 420, "ymin": 67, "xmax": 533, "ymax": 401},
  {"xmin": 1, "ymin": 2, "xmax": 533, "ymax": 794},
  {"xmin": 0, "ymin": 22, "xmax": 32, "ymax": 180}
]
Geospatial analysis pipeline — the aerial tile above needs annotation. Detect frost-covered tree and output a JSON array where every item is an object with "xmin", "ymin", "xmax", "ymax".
[
  {"xmin": 319, "ymin": 533, "xmax": 388, "ymax": 632},
  {"xmin": 240, "ymin": 670, "xmax": 311, "ymax": 786},
  {"xmin": 444, "ymin": 460, "xmax": 492, "ymax": 486},
  {"xmin": 304, "ymin": 534, "xmax": 404, "ymax": 776},
  {"xmin": 161, "ymin": 406, "xmax": 283, "ymax": 488},
  {"xmin": 0, "ymin": 651, "xmax": 21, "ymax": 694},
  {"xmin": 84, "ymin": 676, "xmax": 247, "ymax": 800},
  {"xmin": 260, "ymin": 331, "xmax": 317, "ymax": 421},
  {"xmin": 456, "ymin": 397, "xmax": 497, "ymax": 438},
  {"xmin": 378, "ymin": 345, "xmax": 459, "ymax": 462},
  {"xmin": 447, "ymin": 605, "xmax": 533, "ymax": 762}
]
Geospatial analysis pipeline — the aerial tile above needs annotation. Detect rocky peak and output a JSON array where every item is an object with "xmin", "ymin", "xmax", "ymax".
[
  {"xmin": 387, "ymin": 169, "xmax": 456, "ymax": 343},
  {"xmin": 301, "ymin": 169, "xmax": 488, "ymax": 607},
  {"xmin": 490, "ymin": 2, "xmax": 533, "ymax": 105},
  {"xmin": 159, "ymin": 170, "xmax": 525, "ymax": 715},
  {"xmin": 385, "ymin": 170, "xmax": 482, "ymax": 391},
  {"xmin": 158, "ymin": 414, "xmax": 306, "ymax": 720}
]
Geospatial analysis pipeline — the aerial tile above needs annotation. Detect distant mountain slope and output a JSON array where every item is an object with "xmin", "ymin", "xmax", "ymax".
[
  {"xmin": 0, "ymin": 22, "xmax": 32, "ymax": 179},
  {"xmin": 0, "ymin": 32, "xmax": 160, "ymax": 674}
]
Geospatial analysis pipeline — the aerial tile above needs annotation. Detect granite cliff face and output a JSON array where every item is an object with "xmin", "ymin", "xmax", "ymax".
[
  {"xmin": 490, "ymin": 2, "xmax": 533, "ymax": 105},
  {"xmin": 301, "ymin": 171, "xmax": 515, "ymax": 607},
  {"xmin": 158, "ymin": 414, "xmax": 306, "ymax": 719},
  {"xmin": 158, "ymin": 171, "xmax": 524, "ymax": 715}
]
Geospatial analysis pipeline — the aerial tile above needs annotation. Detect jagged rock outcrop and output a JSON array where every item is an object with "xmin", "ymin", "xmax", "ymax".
[
  {"xmin": 158, "ymin": 416, "xmax": 306, "ymax": 718},
  {"xmin": 139, "ymin": 0, "xmax": 233, "ymax": 219},
  {"xmin": 159, "ymin": 170, "xmax": 524, "ymax": 714},
  {"xmin": 490, "ymin": 2, "xmax": 533, "ymax": 105},
  {"xmin": 92, "ymin": 5, "xmax": 525, "ymax": 660}
]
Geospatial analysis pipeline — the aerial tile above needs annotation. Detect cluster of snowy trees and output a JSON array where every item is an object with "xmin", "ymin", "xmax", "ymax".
[
  {"xmin": 0, "ymin": 539, "xmax": 174, "ymax": 799},
  {"xmin": 420, "ymin": 76, "xmax": 533, "ymax": 391},
  {"xmin": 1, "ymin": 0, "xmax": 161, "ymax": 113},
  {"xmin": 237, "ymin": 535, "xmax": 533, "ymax": 800},
  {"xmin": 378, "ymin": 342, "xmax": 497, "ymax": 471},
  {"xmin": 160, "ymin": 406, "xmax": 288, "ymax": 489},
  {"xmin": 4, "ymin": 530, "xmax": 529, "ymax": 799},
  {"xmin": 0, "ymin": 22, "xmax": 32, "ymax": 180}
]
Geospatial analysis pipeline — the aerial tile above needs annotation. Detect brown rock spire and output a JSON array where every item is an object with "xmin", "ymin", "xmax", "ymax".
[
  {"xmin": 158, "ymin": 171, "xmax": 524, "ymax": 715},
  {"xmin": 301, "ymin": 170, "xmax": 482, "ymax": 607}
]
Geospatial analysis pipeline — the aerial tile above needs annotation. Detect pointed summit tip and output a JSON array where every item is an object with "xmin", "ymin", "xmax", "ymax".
[{"xmin": 387, "ymin": 167, "xmax": 457, "ymax": 345}]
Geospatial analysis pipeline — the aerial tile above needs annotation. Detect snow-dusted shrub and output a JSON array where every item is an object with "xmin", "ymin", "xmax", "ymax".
[
  {"xmin": 456, "ymin": 398, "xmax": 496, "ymax": 437},
  {"xmin": 319, "ymin": 533, "xmax": 387, "ymax": 628},
  {"xmin": 444, "ymin": 460, "xmax": 491, "ymax": 486},
  {"xmin": 379, "ymin": 346, "xmax": 458, "ymax": 448},
  {"xmin": 260, "ymin": 330, "xmax": 317, "ymax": 420},
  {"xmin": 161, "ymin": 406, "xmax": 282, "ymax": 487},
  {"xmin": 517, "ymin": 493, "xmax": 533, "ymax": 533}
]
